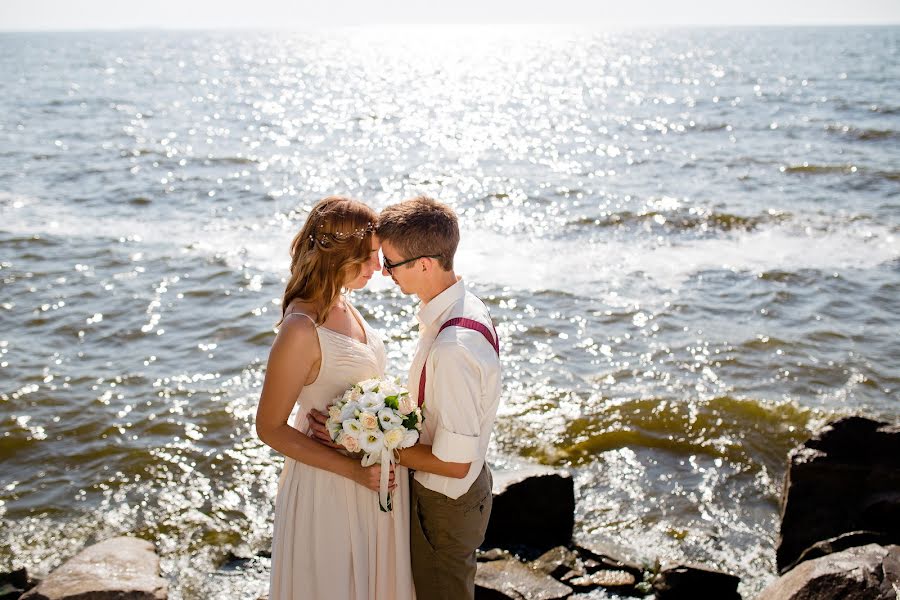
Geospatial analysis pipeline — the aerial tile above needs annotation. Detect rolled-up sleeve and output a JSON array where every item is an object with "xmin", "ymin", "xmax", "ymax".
[{"xmin": 429, "ymin": 341, "xmax": 482, "ymax": 463}]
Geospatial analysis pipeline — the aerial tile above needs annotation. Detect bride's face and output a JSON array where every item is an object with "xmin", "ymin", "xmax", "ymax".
[{"xmin": 344, "ymin": 235, "xmax": 381, "ymax": 291}]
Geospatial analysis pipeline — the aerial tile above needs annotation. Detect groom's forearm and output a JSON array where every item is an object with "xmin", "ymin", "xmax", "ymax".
[{"xmin": 397, "ymin": 444, "xmax": 471, "ymax": 479}]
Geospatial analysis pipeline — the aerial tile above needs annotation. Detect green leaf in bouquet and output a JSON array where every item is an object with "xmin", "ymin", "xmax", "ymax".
[{"xmin": 384, "ymin": 395, "xmax": 399, "ymax": 409}]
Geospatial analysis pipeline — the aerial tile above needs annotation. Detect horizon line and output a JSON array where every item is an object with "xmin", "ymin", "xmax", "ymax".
[{"xmin": 2, "ymin": 22, "xmax": 899, "ymax": 33}]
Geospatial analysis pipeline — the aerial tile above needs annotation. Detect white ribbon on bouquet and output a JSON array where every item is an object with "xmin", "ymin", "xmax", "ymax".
[{"xmin": 362, "ymin": 447, "xmax": 394, "ymax": 512}]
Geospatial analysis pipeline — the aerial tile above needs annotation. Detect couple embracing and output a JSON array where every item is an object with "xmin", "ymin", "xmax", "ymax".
[{"xmin": 255, "ymin": 195, "xmax": 502, "ymax": 599}]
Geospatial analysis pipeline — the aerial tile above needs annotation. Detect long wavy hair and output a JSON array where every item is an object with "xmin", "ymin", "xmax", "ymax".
[{"xmin": 280, "ymin": 196, "xmax": 377, "ymax": 326}]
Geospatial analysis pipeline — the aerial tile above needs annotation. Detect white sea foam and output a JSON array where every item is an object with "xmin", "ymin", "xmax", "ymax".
[
  {"xmin": 4, "ymin": 193, "xmax": 896, "ymax": 297},
  {"xmin": 455, "ymin": 223, "xmax": 899, "ymax": 294}
]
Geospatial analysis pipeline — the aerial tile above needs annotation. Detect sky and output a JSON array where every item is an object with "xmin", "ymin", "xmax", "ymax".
[{"xmin": 1, "ymin": 0, "xmax": 899, "ymax": 30}]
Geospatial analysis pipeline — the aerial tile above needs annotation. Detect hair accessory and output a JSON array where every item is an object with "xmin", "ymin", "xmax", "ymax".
[{"xmin": 308, "ymin": 222, "xmax": 374, "ymax": 247}]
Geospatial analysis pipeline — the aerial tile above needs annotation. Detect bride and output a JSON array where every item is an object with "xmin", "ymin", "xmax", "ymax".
[{"xmin": 256, "ymin": 196, "xmax": 415, "ymax": 599}]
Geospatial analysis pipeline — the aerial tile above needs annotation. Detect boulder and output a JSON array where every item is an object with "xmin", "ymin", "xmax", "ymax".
[
  {"xmin": 21, "ymin": 537, "xmax": 167, "ymax": 600},
  {"xmin": 784, "ymin": 530, "xmax": 890, "ymax": 572},
  {"xmin": 530, "ymin": 546, "xmax": 581, "ymax": 579},
  {"xmin": 574, "ymin": 540, "xmax": 644, "ymax": 579},
  {"xmin": 475, "ymin": 558, "xmax": 572, "ymax": 600},
  {"xmin": 759, "ymin": 543, "xmax": 899, "ymax": 600},
  {"xmin": 1, "ymin": 567, "xmax": 36, "ymax": 599},
  {"xmin": 653, "ymin": 563, "xmax": 741, "ymax": 600},
  {"xmin": 776, "ymin": 416, "xmax": 900, "ymax": 572},
  {"xmin": 204, "ymin": 552, "xmax": 269, "ymax": 600},
  {"xmin": 483, "ymin": 465, "xmax": 575, "ymax": 553}
]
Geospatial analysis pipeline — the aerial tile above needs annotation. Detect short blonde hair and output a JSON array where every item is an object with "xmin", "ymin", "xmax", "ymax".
[
  {"xmin": 281, "ymin": 196, "xmax": 377, "ymax": 325},
  {"xmin": 377, "ymin": 196, "xmax": 459, "ymax": 271}
]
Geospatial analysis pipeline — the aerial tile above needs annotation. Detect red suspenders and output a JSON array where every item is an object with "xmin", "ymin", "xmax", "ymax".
[{"xmin": 417, "ymin": 317, "xmax": 500, "ymax": 407}]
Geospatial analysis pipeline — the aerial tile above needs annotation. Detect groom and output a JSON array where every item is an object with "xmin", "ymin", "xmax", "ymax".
[{"xmin": 311, "ymin": 195, "xmax": 502, "ymax": 599}]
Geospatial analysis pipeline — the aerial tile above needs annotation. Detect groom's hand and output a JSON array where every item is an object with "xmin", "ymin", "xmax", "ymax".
[{"xmin": 306, "ymin": 408, "xmax": 340, "ymax": 448}]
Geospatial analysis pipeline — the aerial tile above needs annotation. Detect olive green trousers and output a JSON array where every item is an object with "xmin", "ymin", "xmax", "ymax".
[{"xmin": 409, "ymin": 466, "xmax": 493, "ymax": 600}]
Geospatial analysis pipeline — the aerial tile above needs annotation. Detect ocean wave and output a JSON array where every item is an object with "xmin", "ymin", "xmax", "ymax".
[
  {"xmin": 780, "ymin": 163, "xmax": 900, "ymax": 183},
  {"xmin": 201, "ymin": 156, "xmax": 259, "ymax": 166},
  {"xmin": 825, "ymin": 124, "xmax": 899, "ymax": 142},
  {"xmin": 497, "ymin": 394, "xmax": 832, "ymax": 471},
  {"xmin": 455, "ymin": 221, "xmax": 899, "ymax": 293},
  {"xmin": 567, "ymin": 209, "xmax": 790, "ymax": 233}
]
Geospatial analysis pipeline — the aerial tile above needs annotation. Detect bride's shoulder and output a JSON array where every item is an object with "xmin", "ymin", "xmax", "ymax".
[
  {"xmin": 279, "ymin": 304, "xmax": 318, "ymax": 337},
  {"xmin": 272, "ymin": 311, "xmax": 319, "ymax": 359}
]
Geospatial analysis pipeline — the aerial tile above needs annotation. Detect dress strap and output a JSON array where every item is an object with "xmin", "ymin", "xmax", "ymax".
[{"xmin": 283, "ymin": 311, "xmax": 317, "ymax": 325}]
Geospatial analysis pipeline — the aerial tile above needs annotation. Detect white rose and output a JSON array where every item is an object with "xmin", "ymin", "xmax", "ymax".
[
  {"xmin": 358, "ymin": 391, "xmax": 385, "ymax": 413},
  {"xmin": 359, "ymin": 429, "xmax": 384, "ymax": 454},
  {"xmin": 342, "ymin": 419, "xmax": 362, "ymax": 436},
  {"xmin": 383, "ymin": 428, "xmax": 405, "ymax": 450},
  {"xmin": 359, "ymin": 411, "xmax": 379, "ymax": 430},
  {"xmin": 379, "ymin": 379, "xmax": 403, "ymax": 398},
  {"xmin": 342, "ymin": 434, "xmax": 360, "ymax": 453},
  {"xmin": 328, "ymin": 405, "xmax": 342, "ymax": 421},
  {"xmin": 358, "ymin": 378, "xmax": 381, "ymax": 393},
  {"xmin": 377, "ymin": 408, "xmax": 404, "ymax": 430},
  {"xmin": 398, "ymin": 429, "xmax": 419, "ymax": 449},
  {"xmin": 348, "ymin": 386, "xmax": 363, "ymax": 401},
  {"xmin": 397, "ymin": 394, "xmax": 417, "ymax": 416},
  {"xmin": 340, "ymin": 401, "xmax": 360, "ymax": 421}
]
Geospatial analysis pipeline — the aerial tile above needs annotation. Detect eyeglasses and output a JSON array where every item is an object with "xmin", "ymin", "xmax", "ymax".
[{"xmin": 382, "ymin": 254, "xmax": 442, "ymax": 275}]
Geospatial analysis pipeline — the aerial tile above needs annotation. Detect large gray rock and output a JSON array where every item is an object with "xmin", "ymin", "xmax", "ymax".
[
  {"xmin": 483, "ymin": 465, "xmax": 575, "ymax": 553},
  {"xmin": 21, "ymin": 537, "xmax": 167, "ymax": 600},
  {"xmin": 784, "ymin": 530, "xmax": 890, "ymax": 572},
  {"xmin": 759, "ymin": 543, "xmax": 900, "ymax": 600},
  {"xmin": 475, "ymin": 558, "xmax": 572, "ymax": 600},
  {"xmin": 776, "ymin": 416, "xmax": 900, "ymax": 572}
]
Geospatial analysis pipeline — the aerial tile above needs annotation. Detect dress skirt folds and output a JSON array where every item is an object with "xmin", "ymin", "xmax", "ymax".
[{"xmin": 268, "ymin": 309, "xmax": 415, "ymax": 600}]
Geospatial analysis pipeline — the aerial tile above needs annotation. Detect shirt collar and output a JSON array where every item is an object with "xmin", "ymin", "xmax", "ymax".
[{"xmin": 417, "ymin": 277, "xmax": 465, "ymax": 328}]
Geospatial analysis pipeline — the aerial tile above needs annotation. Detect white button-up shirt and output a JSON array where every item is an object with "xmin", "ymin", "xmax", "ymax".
[{"xmin": 408, "ymin": 277, "xmax": 502, "ymax": 499}]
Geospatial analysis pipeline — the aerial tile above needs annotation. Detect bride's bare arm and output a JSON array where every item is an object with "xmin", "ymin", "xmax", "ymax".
[{"xmin": 255, "ymin": 317, "xmax": 394, "ymax": 492}]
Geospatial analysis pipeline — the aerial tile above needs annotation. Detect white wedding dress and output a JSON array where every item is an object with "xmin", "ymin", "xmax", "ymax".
[{"xmin": 268, "ymin": 306, "xmax": 415, "ymax": 600}]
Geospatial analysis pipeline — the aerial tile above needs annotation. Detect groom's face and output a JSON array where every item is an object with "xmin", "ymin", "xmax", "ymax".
[{"xmin": 380, "ymin": 240, "xmax": 416, "ymax": 296}]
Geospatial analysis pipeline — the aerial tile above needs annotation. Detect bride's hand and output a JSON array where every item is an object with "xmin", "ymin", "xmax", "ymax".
[
  {"xmin": 353, "ymin": 463, "xmax": 397, "ymax": 493},
  {"xmin": 306, "ymin": 409, "xmax": 340, "ymax": 448}
]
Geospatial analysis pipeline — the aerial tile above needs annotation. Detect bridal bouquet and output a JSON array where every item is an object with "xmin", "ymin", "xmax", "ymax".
[{"xmin": 325, "ymin": 377, "xmax": 423, "ymax": 511}]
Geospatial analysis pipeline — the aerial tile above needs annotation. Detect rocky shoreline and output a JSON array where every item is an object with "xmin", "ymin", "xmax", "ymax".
[{"xmin": 4, "ymin": 416, "xmax": 897, "ymax": 600}]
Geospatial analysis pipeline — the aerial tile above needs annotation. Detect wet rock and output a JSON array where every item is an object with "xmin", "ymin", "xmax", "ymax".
[
  {"xmin": 477, "ymin": 548, "xmax": 512, "ymax": 562},
  {"xmin": 483, "ymin": 465, "xmax": 575, "ymax": 553},
  {"xmin": 759, "ymin": 543, "xmax": 899, "ymax": 600},
  {"xmin": 206, "ymin": 551, "xmax": 270, "ymax": 600},
  {"xmin": 1, "ymin": 568, "xmax": 37, "ymax": 600},
  {"xmin": 574, "ymin": 541, "xmax": 643, "ymax": 579},
  {"xmin": 776, "ymin": 416, "xmax": 900, "ymax": 572},
  {"xmin": 475, "ymin": 558, "xmax": 572, "ymax": 600},
  {"xmin": 21, "ymin": 536, "xmax": 167, "ymax": 600},
  {"xmin": 531, "ymin": 546, "xmax": 581, "ymax": 579},
  {"xmin": 784, "ymin": 530, "xmax": 890, "ymax": 572},
  {"xmin": 568, "ymin": 569, "xmax": 636, "ymax": 589},
  {"xmin": 653, "ymin": 562, "xmax": 741, "ymax": 600}
]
